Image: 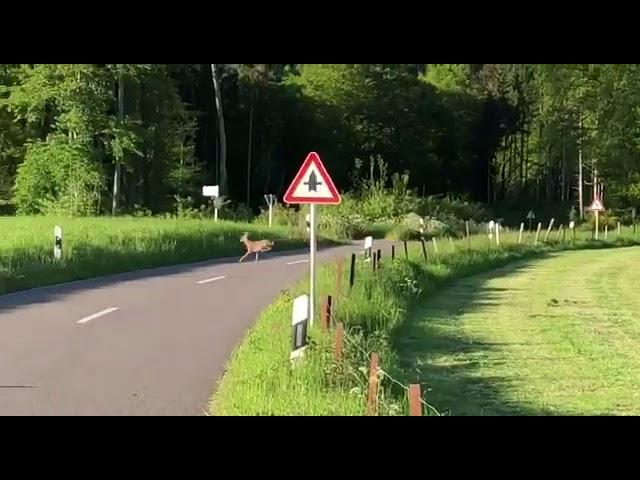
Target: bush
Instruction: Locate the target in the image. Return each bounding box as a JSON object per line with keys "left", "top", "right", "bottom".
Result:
{"left": 220, "top": 202, "right": 254, "bottom": 223}
{"left": 417, "top": 195, "right": 488, "bottom": 224}
{"left": 587, "top": 212, "right": 619, "bottom": 229}
{"left": 256, "top": 203, "right": 299, "bottom": 228}
{"left": 14, "top": 139, "right": 103, "bottom": 216}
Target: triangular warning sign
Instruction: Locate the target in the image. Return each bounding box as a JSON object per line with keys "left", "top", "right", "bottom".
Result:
{"left": 284, "top": 152, "right": 341, "bottom": 205}
{"left": 589, "top": 198, "right": 605, "bottom": 212}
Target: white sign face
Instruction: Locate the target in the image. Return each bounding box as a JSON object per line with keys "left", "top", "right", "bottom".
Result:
{"left": 569, "top": 221, "right": 576, "bottom": 229}
{"left": 203, "top": 185, "right": 219, "bottom": 198}
{"left": 364, "top": 236, "right": 373, "bottom": 250}
{"left": 292, "top": 295, "right": 309, "bottom": 326}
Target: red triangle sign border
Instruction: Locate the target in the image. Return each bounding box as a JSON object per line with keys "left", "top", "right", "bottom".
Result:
{"left": 283, "top": 152, "right": 342, "bottom": 205}
{"left": 589, "top": 198, "right": 605, "bottom": 211}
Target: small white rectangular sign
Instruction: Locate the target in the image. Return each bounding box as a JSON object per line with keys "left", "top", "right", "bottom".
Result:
{"left": 292, "top": 295, "right": 309, "bottom": 326}
{"left": 203, "top": 185, "right": 219, "bottom": 198}
{"left": 364, "top": 236, "right": 373, "bottom": 250}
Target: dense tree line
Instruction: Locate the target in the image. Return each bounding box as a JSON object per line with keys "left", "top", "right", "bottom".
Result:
{"left": 1, "top": 64, "right": 640, "bottom": 216}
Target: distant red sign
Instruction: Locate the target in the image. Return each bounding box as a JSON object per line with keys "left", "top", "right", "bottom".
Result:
{"left": 589, "top": 198, "right": 605, "bottom": 212}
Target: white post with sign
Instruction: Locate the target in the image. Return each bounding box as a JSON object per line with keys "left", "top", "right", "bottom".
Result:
{"left": 488, "top": 220, "right": 495, "bottom": 241}
{"left": 284, "top": 152, "right": 342, "bottom": 328}
{"left": 203, "top": 185, "right": 220, "bottom": 222}
{"left": 290, "top": 294, "right": 309, "bottom": 362}
{"left": 589, "top": 198, "right": 605, "bottom": 240}
{"left": 364, "top": 236, "right": 373, "bottom": 261}
{"left": 264, "top": 194, "right": 277, "bottom": 227}
{"left": 54, "top": 226, "right": 63, "bottom": 261}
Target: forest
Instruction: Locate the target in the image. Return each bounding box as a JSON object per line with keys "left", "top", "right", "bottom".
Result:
{"left": 1, "top": 64, "right": 640, "bottom": 220}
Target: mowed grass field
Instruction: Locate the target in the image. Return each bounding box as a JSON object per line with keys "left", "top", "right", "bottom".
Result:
{"left": 0, "top": 216, "right": 311, "bottom": 295}
{"left": 396, "top": 247, "right": 640, "bottom": 416}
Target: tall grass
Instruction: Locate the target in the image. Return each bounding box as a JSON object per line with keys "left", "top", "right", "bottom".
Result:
{"left": 211, "top": 227, "right": 640, "bottom": 416}
{"left": 0, "top": 216, "right": 314, "bottom": 295}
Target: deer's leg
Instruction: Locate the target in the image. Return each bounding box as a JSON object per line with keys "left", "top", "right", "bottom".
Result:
{"left": 239, "top": 252, "right": 250, "bottom": 263}
{"left": 255, "top": 252, "right": 260, "bottom": 263}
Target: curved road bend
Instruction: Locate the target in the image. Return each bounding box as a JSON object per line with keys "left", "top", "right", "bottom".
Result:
{"left": 0, "top": 241, "right": 375, "bottom": 416}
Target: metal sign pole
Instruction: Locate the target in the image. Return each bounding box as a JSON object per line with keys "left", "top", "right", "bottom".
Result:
{"left": 309, "top": 204, "right": 317, "bottom": 327}
{"left": 269, "top": 203, "right": 274, "bottom": 227}
{"left": 283, "top": 152, "right": 341, "bottom": 331}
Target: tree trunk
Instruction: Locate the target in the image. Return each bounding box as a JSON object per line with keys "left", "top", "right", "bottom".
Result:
{"left": 578, "top": 128, "right": 584, "bottom": 219}
{"left": 520, "top": 130, "right": 525, "bottom": 191}
{"left": 561, "top": 133, "right": 566, "bottom": 202}
{"left": 211, "top": 64, "right": 228, "bottom": 196}
{"left": 246, "top": 90, "right": 255, "bottom": 206}
{"left": 112, "top": 69, "right": 124, "bottom": 216}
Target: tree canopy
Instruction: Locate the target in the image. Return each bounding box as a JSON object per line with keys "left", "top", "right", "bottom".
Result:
{"left": 1, "top": 64, "right": 640, "bottom": 216}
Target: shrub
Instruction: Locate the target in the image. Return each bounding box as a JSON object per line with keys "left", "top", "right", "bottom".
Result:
{"left": 14, "top": 139, "right": 103, "bottom": 216}
{"left": 587, "top": 212, "right": 619, "bottom": 229}
{"left": 256, "top": 203, "right": 299, "bottom": 228}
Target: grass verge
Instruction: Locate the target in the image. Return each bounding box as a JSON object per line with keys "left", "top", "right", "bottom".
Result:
{"left": 211, "top": 229, "right": 640, "bottom": 416}
{"left": 0, "top": 216, "right": 328, "bottom": 295}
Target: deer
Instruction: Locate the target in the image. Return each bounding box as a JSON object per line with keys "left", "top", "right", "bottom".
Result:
{"left": 239, "top": 232, "right": 274, "bottom": 263}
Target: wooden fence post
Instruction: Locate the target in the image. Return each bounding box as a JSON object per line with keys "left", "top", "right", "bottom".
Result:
{"left": 349, "top": 254, "right": 356, "bottom": 289}
{"left": 544, "top": 218, "right": 555, "bottom": 242}
{"left": 408, "top": 384, "right": 422, "bottom": 416}
{"left": 421, "top": 239, "right": 428, "bottom": 262}
{"left": 518, "top": 222, "right": 524, "bottom": 244}
{"left": 367, "top": 352, "right": 380, "bottom": 416}
{"left": 321, "top": 295, "right": 333, "bottom": 331}
{"left": 466, "top": 221, "right": 471, "bottom": 250}
{"left": 391, "top": 245, "right": 395, "bottom": 260}
{"left": 404, "top": 241, "right": 409, "bottom": 260}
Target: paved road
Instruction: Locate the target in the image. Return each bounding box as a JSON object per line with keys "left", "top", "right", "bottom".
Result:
{"left": 0, "top": 242, "right": 372, "bottom": 416}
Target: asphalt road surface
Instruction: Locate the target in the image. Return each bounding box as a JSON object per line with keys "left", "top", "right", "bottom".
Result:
{"left": 0, "top": 242, "right": 373, "bottom": 416}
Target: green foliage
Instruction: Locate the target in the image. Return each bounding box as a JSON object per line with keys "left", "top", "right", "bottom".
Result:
{"left": 255, "top": 203, "right": 300, "bottom": 228}
{"left": 1, "top": 64, "right": 199, "bottom": 214}
{"left": 13, "top": 139, "right": 103, "bottom": 215}
{"left": 5, "top": 63, "right": 640, "bottom": 218}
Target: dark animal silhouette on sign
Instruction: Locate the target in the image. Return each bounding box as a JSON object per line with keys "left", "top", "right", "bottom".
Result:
{"left": 304, "top": 172, "right": 322, "bottom": 192}
{"left": 239, "top": 233, "right": 274, "bottom": 263}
